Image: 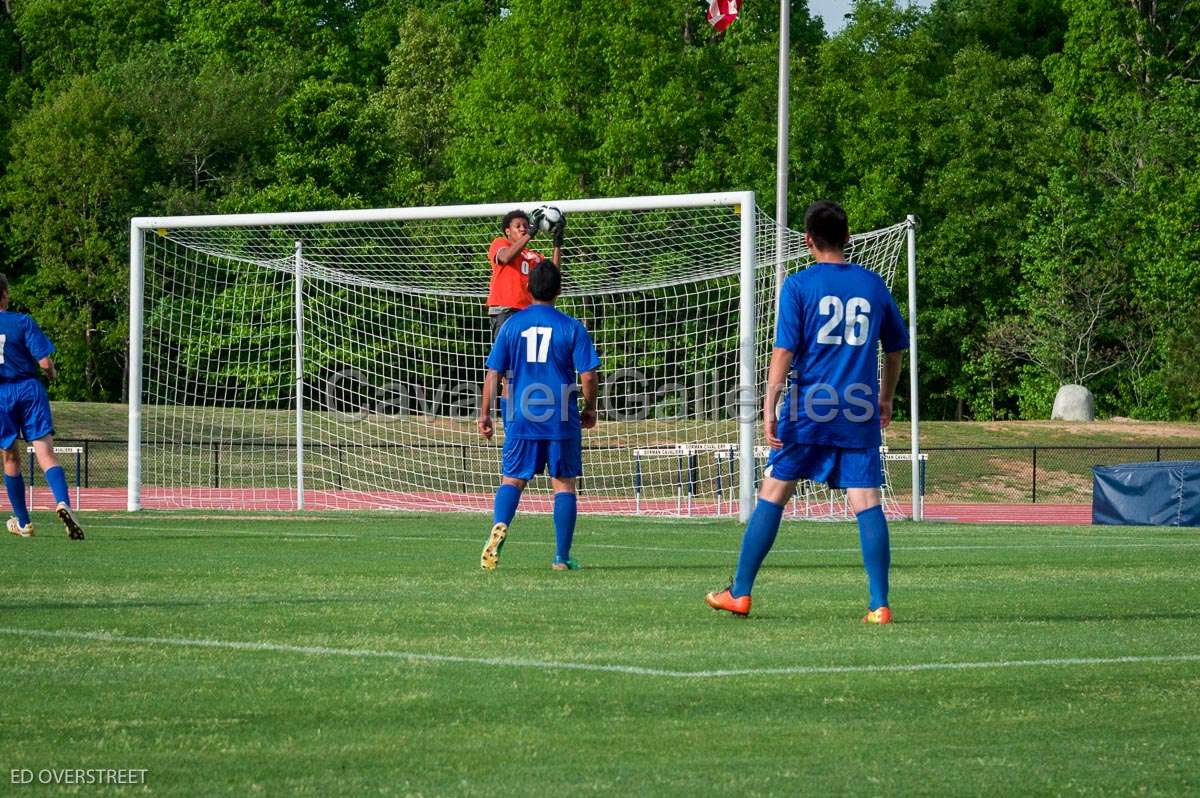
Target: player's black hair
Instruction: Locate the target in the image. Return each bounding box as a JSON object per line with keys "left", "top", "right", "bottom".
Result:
{"left": 529, "top": 262, "right": 562, "bottom": 302}
{"left": 501, "top": 210, "right": 530, "bottom": 233}
{"left": 0, "top": 274, "right": 8, "bottom": 298}
{"left": 804, "top": 200, "right": 850, "bottom": 252}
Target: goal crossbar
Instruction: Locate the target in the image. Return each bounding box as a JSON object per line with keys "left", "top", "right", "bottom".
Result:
{"left": 130, "top": 192, "right": 756, "bottom": 230}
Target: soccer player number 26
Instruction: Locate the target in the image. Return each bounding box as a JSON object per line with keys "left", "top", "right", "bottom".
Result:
{"left": 816, "top": 296, "right": 871, "bottom": 346}
{"left": 520, "top": 326, "right": 553, "bottom": 363}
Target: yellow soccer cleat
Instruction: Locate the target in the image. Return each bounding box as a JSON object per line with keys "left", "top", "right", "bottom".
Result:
{"left": 6, "top": 517, "right": 34, "bottom": 538}
{"left": 57, "top": 502, "right": 85, "bottom": 540}
{"left": 862, "top": 606, "right": 893, "bottom": 625}
{"left": 480, "top": 522, "right": 507, "bottom": 571}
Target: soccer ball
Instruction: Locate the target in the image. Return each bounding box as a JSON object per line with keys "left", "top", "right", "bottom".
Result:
{"left": 537, "top": 205, "right": 563, "bottom": 232}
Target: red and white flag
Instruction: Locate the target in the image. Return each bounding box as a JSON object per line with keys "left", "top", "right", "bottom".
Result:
{"left": 707, "top": 0, "right": 739, "bottom": 32}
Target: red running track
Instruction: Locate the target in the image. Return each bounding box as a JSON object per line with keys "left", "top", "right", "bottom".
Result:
{"left": 28, "top": 487, "right": 1094, "bottom": 524}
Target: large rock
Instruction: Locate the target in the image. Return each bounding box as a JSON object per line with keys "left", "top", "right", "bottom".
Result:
{"left": 1051, "top": 384, "right": 1095, "bottom": 421}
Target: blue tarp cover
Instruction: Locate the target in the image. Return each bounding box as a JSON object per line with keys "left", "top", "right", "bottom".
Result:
{"left": 1092, "top": 460, "right": 1200, "bottom": 526}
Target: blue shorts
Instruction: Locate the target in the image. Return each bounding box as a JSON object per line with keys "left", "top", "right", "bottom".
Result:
{"left": 763, "top": 442, "right": 881, "bottom": 489}
{"left": 0, "top": 378, "right": 54, "bottom": 450}
{"left": 502, "top": 437, "right": 583, "bottom": 480}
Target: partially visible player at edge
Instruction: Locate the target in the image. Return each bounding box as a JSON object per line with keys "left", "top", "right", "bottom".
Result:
{"left": 706, "top": 201, "right": 907, "bottom": 624}
{"left": 0, "top": 274, "right": 85, "bottom": 540}
{"left": 478, "top": 262, "right": 600, "bottom": 571}
{"left": 486, "top": 208, "right": 564, "bottom": 340}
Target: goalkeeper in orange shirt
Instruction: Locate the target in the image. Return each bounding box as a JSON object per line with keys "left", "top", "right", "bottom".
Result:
{"left": 486, "top": 208, "right": 564, "bottom": 340}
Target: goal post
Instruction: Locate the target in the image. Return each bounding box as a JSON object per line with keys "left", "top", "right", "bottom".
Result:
{"left": 127, "top": 191, "right": 917, "bottom": 519}
{"left": 127, "top": 223, "right": 144, "bottom": 513}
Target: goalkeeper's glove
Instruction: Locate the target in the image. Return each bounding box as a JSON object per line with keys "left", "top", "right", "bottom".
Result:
{"left": 528, "top": 207, "right": 544, "bottom": 237}
{"left": 552, "top": 212, "right": 567, "bottom": 248}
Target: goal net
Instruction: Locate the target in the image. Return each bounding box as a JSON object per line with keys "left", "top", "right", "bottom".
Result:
{"left": 128, "top": 193, "right": 914, "bottom": 518}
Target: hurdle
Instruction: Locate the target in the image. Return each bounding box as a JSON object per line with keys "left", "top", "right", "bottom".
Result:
{"left": 25, "top": 446, "right": 83, "bottom": 510}
{"left": 635, "top": 444, "right": 927, "bottom": 518}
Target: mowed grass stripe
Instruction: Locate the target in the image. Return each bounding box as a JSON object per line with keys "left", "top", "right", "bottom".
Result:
{"left": 86, "top": 524, "right": 1200, "bottom": 554}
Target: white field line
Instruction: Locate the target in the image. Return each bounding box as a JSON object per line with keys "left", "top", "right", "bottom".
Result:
{"left": 1, "top": 627, "right": 1196, "bottom": 680}
{"left": 92, "top": 526, "right": 1200, "bottom": 554}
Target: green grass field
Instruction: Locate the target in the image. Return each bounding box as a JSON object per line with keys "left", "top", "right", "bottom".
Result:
{"left": 2, "top": 512, "right": 1198, "bottom": 795}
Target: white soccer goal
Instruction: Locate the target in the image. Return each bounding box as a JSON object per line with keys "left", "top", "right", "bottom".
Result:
{"left": 127, "top": 192, "right": 921, "bottom": 521}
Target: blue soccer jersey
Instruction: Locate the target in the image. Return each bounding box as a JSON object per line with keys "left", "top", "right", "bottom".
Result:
{"left": 0, "top": 310, "right": 54, "bottom": 383}
{"left": 774, "top": 262, "right": 908, "bottom": 449}
{"left": 485, "top": 304, "right": 601, "bottom": 440}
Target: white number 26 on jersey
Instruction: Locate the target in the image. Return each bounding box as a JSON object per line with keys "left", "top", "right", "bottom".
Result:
{"left": 817, "top": 296, "right": 871, "bottom": 345}
{"left": 520, "top": 326, "right": 553, "bottom": 363}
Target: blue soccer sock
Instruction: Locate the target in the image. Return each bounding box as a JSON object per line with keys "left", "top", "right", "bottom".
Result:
{"left": 4, "top": 473, "right": 30, "bottom": 527}
{"left": 45, "top": 465, "right": 71, "bottom": 507}
{"left": 492, "top": 483, "right": 522, "bottom": 528}
{"left": 731, "top": 498, "right": 785, "bottom": 598}
{"left": 552, "top": 492, "right": 577, "bottom": 560}
{"left": 856, "top": 504, "right": 891, "bottom": 610}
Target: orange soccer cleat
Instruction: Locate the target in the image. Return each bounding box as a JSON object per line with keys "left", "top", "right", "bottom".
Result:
{"left": 862, "top": 606, "right": 893, "bottom": 625}
{"left": 705, "top": 587, "right": 751, "bottom": 617}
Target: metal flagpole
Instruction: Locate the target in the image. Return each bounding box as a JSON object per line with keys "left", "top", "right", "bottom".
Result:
{"left": 906, "top": 216, "right": 922, "bottom": 521}
{"left": 775, "top": 0, "right": 790, "bottom": 305}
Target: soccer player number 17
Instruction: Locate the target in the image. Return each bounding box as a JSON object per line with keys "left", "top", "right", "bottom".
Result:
{"left": 520, "top": 327, "right": 553, "bottom": 363}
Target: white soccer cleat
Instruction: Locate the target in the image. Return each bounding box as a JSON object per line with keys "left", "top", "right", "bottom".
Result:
{"left": 56, "top": 502, "right": 84, "bottom": 540}
{"left": 6, "top": 517, "right": 34, "bottom": 538}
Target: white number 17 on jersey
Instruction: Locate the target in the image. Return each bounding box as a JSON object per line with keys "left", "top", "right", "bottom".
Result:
{"left": 520, "top": 326, "right": 553, "bottom": 363}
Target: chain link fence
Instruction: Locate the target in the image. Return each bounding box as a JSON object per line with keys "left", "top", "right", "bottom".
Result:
{"left": 885, "top": 446, "right": 1200, "bottom": 504}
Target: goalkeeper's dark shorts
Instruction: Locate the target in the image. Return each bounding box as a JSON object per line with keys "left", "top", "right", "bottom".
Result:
{"left": 489, "top": 308, "right": 516, "bottom": 341}
{"left": 763, "top": 442, "right": 881, "bottom": 489}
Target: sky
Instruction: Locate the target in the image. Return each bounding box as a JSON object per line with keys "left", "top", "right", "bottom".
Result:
{"left": 808, "top": 0, "right": 932, "bottom": 34}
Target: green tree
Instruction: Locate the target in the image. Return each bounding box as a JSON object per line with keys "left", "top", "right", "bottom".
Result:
{"left": 366, "top": 3, "right": 487, "bottom": 206}
{"left": 803, "top": 0, "right": 937, "bottom": 228}
{"left": 446, "top": 0, "right": 816, "bottom": 202}
{"left": 992, "top": 172, "right": 1129, "bottom": 417}
{"left": 9, "top": 0, "right": 172, "bottom": 87}
{"left": 0, "top": 73, "right": 145, "bottom": 400}
{"left": 925, "top": 0, "right": 1067, "bottom": 62}
{"left": 111, "top": 47, "right": 296, "bottom": 214}
{"left": 266, "top": 77, "right": 394, "bottom": 204}
{"left": 173, "top": 0, "right": 369, "bottom": 80}
{"left": 1041, "top": 0, "right": 1200, "bottom": 418}
{"left": 919, "top": 48, "right": 1051, "bottom": 419}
